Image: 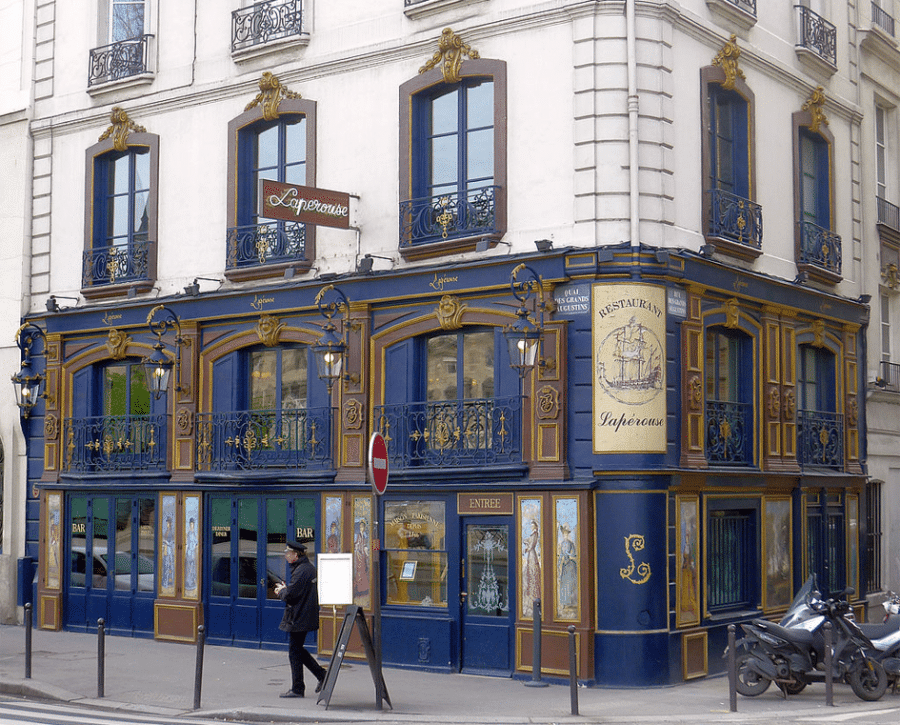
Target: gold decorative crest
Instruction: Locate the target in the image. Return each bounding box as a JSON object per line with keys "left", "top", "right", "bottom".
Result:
{"left": 419, "top": 28, "right": 480, "bottom": 84}
{"left": 724, "top": 298, "right": 740, "bottom": 328}
{"left": 436, "top": 294, "right": 467, "bottom": 330}
{"left": 802, "top": 86, "right": 829, "bottom": 134}
{"left": 99, "top": 107, "right": 147, "bottom": 152}
{"left": 619, "top": 534, "right": 651, "bottom": 585}
{"left": 883, "top": 263, "right": 900, "bottom": 290}
{"left": 256, "top": 314, "right": 284, "bottom": 347}
{"left": 536, "top": 386, "right": 559, "bottom": 420}
{"left": 245, "top": 72, "right": 302, "bottom": 121}
{"left": 768, "top": 386, "right": 781, "bottom": 419}
{"left": 44, "top": 413, "right": 59, "bottom": 441}
{"left": 106, "top": 329, "right": 132, "bottom": 360}
{"left": 344, "top": 399, "right": 364, "bottom": 430}
{"left": 812, "top": 318, "right": 826, "bottom": 347}
{"left": 712, "top": 34, "right": 745, "bottom": 90}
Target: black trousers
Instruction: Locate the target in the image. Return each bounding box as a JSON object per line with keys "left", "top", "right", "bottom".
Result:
{"left": 288, "top": 630, "right": 326, "bottom": 694}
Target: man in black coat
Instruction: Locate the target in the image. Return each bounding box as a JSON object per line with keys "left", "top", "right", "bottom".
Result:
{"left": 275, "top": 540, "right": 327, "bottom": 698}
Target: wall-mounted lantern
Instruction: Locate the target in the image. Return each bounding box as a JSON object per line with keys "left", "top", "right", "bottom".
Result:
{"left": 313, "top": 284, "right": 350, "bottom": 394}
{"left": 11, "top": 322, "right": 48, "bottom": 419}
{"left": 142, "top": 305, "right": 186, "bottom": 400}
{"left": 504, "top": 264, "right": 546, "bottom": 382}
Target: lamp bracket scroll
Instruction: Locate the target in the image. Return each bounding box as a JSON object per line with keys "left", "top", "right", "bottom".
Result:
{"left": 11, "top": 322, "right": 51, "bottom": 420}
{"left": 143, "top": 305, "right": 189, "bottom": 400}
{"left": 504, "top": 264, "right": 551, "bottom": 383}
{"left": 313, "top": 285, "right": 354, "bottom": 394}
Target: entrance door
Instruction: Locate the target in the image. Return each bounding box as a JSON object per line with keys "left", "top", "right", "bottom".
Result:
{"left": 207, "top": 495, "right": 317, "bottom": 647}
{"left": 460, "top": 518, "right": 514, "bottom": 674}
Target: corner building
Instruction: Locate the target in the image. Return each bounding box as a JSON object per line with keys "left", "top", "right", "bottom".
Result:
{"left": 14, "top": 0, "right": 887, "bottom": 686}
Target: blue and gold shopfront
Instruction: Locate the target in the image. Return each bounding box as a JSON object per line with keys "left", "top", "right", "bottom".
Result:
{"left": 23, "top": 246, "right": 870, "bottom": 685}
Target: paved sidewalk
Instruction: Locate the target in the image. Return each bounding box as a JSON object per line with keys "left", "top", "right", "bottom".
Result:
{"left": 2, "top": 624, "right": 900, "bottom": 723}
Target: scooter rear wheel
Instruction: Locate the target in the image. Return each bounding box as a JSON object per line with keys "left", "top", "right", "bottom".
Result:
{"left": 735, "top": 651, "right": 772, "bottom": 696}
{"left": 848, "top": 656, "right": 888, "bottom": 702}
{"left": 781, "top": 679, "right": 807, "bottom": 695}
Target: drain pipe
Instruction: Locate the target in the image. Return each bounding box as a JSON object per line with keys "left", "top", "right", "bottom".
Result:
{"left": 626, "top": 0, "right": 641, "bottom": 276}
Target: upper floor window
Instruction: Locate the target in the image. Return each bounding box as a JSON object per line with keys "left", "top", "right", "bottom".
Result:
{"left": 226, "top": 79, "right": 316, "bottom": 281}
{"left": 399, "top": 31, "right": 506, "bottom": 259}
{"left": 705, "top": 328, "right": 753, "bottom": 465}
{"left": 797, "top": 344, "right": 843, "bottom": 469}
{"left": 90, "top": 1, "right": 153, "bottom": 88}
{"left": 106, "top": 0, "right": 144, "bottom": 43}
{"left": 232, "top": 0, "right": 307, "bottom": 57}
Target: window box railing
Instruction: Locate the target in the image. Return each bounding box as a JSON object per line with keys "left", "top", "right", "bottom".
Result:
{"left": 795, "top": 6, "right": 837, "bottom": 66}
{"left": 88, "top": 35, "right": 153, "bottom": 87}
{"left": 798, "top": 220, "right": 842, "bottom": 277}
{"left": 63, "top": 415, "right": 167, "bottom": 472}
{"left": 232, "top": 0, "right": 304, "bottom": 53}
{"left": 82, "top": 241, "right": 154, "bottom": 288}
{"left": 707, "top": 189, "right": 763, "bottom": 250}
{"left": 877, "top": 360, "right": 900, "bottom": 391}
{"left": 797, "top": 409, "right": 844, "bottom": 469}
{"left": 375, "top": 396, "right": 522, "bottom": 468}
{"left": 873, "top": 1, "right": 896, "bottom": 37}
{"left": 195, "top": 406, "right": 333, "bottom": 471}
{"left": 877, "top": 196, "right": 900, "bottom": 231}
{"left": 400, "top": 186, "right": 499, "bottom": 248}
{"left": 706, "top": 399, "right": 753, "bottom": 465}
{"left": 226, "top": 221, "right": 307, "bottom": 270}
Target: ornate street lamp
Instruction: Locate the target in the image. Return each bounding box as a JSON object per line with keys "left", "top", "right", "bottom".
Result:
{"left": 11, "top": 322, "right": 48, "bottom": 419}
{"left": 313, "top": 285, "right": 350, "bottom": 394}
{"left": 143, "top": 305, "right": 186, "bottom": 400}
{"left": 504, "top": 264, "right": 546, "bottom": 382}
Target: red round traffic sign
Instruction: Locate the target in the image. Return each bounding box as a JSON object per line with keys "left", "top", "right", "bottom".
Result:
{"left": 368, "top": 432, "right": 389, "bottom": 495}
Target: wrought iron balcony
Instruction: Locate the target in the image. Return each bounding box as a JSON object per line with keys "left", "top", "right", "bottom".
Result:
{"left": 797, "top": 409, "right": 843, "bottom": 470}
{"left": 375, "top": 396, "right": 522, "bottom": 468}
{"left": 795, "top": 5, "right": 837, "bottom": 66}
{"left": 63, "top": 415, "right": 167, "bottom": 473}
{"left": 195, "top": 406, "right": 333, "bottom": 471}
{"left": 88, "top": 35, "right": 152, "bottom": 87}
{"left": 705, "top": 400, "right": 753, "bottom": 465}
{"left": 707, "top": 189, "right": 763, "bottom": 250}
{"left": 82, "top": 241, "right": 154, "bottom": 288}
{"left": 799, "top": 220, "right": 842, "bottom": 277}
{"left": 720, "top": 0, "right": 756, "bottom": 15}
{"left": 873, "top": 1, "right": 896, "bottom": 36}
{"left": 400, "top": 186, "right": 499, "bottom": 248}
{"left": 877, "top": 360, "right": 900, "bottom": 392}
{"left": 232, "top": 0, "right": 304, "bottom": 53}
{"left": 877, "top": 196, "right": 900, "bottom": 231}
{"left": 226, "top": 221, "right": 307, "bottom": 270}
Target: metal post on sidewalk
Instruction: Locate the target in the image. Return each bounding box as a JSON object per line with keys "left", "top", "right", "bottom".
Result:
{"left": 727, "top": 624, "right": 737, "bottom": 713}
{"left": 24, "top": 602, "right": 32, "bottom": 680}
{"left": 193, "top": 625, "right": 205, "bottom": 710}
{"left": 824, "top": 620, "right": 833, "bottom": 706}
{"left": 567, "top": 625, "right": 579, "bottom": 715}
{"left": 525, "top": 599, "right": 548, "bottom": 687}
{"left": 97, "top": 618, "right": 105, "bottom": 699}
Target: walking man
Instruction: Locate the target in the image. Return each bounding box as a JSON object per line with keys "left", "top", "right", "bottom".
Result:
{"left": 275, "top": 540, "right": 327, "bottom": 698}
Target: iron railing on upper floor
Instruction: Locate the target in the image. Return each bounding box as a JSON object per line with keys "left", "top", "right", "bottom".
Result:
{"left": 63, "top": 415, "right": 167, "bottom": 473}
{"left": 797, "top": 409, "right": 843, "bottom": 470}
{"left": 82, "top": 241, "right": 154, "bottom": 288}
{"left": 706, "top": 400, "right": 753, "bottom": 465}
{"left": 232, "top": 0, "right": 304, "bottom": 53}
{"left": 400, "top": 186, "right": 499, "bottom": 248}
{"left": 795, "top": 5, "right": 837, "bottom": 66}
{"left": 707, "top": 188, "right": 763, "bottom": 250}
{"left": 799, "top": 220, "right": 842, "bottom": 277}
{"left": 226, "top": 221, "right": 307, "bottom": 271}
{"left": 88, "top": 35, "right": 153, "bottom": 87}
{"left": 877, "top": 196, "right": 900, "bottom": 231}
{"left": 872, "top": 1, "right": 896, "bottom": 36}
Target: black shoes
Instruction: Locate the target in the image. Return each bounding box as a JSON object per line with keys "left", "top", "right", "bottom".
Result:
{"left": 315, "top": 673, "right": 326, "bottom": 693}
{"left": 280, "top": 689, "right": 304, "bottom": 698}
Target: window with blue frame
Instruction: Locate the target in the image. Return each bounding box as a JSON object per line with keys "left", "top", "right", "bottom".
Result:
{"left": 399, "top": 57, "right": 506, "bottom": 257}
{"left": 797, "top": 344, "right": 842, "bottom": 468}
{"left": 90, "top": 1, "right": 152, "bottom": 86}
{"left": 705, "top": 328, "right": 753, "bottom": 465}
{"left": 707, "top": 504, "right": 757, "bottom": 612}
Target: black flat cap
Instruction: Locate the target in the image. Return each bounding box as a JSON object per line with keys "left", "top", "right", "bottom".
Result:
{"left": 285, "top": 540, "right": 307, "bottom": 554}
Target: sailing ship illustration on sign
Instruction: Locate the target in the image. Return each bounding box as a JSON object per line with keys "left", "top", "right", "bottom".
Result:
{"left": 597, "top": 316, "right": 664, "bottom": 406}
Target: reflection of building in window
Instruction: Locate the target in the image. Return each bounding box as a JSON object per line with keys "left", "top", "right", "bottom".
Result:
{"left": 385, "top": 501, "right": 447, "bottom": 607}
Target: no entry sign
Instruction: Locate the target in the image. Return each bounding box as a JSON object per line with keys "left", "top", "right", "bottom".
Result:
{"left": 368, "top": 432, "right": 389, "bottom": 495}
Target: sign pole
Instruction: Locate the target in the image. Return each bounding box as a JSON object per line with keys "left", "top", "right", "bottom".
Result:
{"left": 367, "top": 433, "right": 389, "bottom": 711}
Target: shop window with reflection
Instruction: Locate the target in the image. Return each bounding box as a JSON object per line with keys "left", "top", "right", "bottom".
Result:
{"left": 797, "top": 344, "right": 842, "bottom": 469}
{"left": 385, "top": 501, "right": 447, "bottom": 607}
{"left": 705, "top": 328, "right": 753, "bottom": 465}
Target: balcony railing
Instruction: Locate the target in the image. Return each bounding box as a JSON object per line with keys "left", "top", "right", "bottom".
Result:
{"left": 82, "top": 241, "right": 154, "bottom": 288}
{"left": 795, "top": 5, "right": 837, "bottom": 66}
{"left": 799, "top": 220, "right": 842, "bottom": 276}
{"left": 88, "top": 35, "right": 152, "bottom": 87}
{"left": 873, "top": 1, "right": 896, "bottom": 36}
{"left": 226, "top": 221, "right": 306, "bottom": 270}
{"left": 706, "top": 400, "right": 753, "bottom": 465}
{"left": 878, "top": 360, "right": 900, "bottom": 391}
{"left": 720, "top": 0, "right": 756, "bottom": 15}
{"left": 232, "top": 0, "right": 304, "bottom": 53}
{"left": 195, "top": 407, "right": 333, "bottom": 471}
{"left": 877, "top": 196, "right": 900, "bottom": 231}
{"left": 375, "top": 396, "right": 522, "bottom": 468}
{"left": 400, "top": 186, "right": 499, "bottom": 248}
{"left": 707, "top": 188, "right": 763, "bottom": 250}
{"left": 63, "top": 415, "right": 167, "bottom": 473}
{"left": 797, "top": 409, "right": 843, "bottom": 469}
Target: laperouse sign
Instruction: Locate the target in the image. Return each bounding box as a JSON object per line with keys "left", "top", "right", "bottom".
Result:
{"left": 259, "top": 179, "right": 351, "bottom": 229}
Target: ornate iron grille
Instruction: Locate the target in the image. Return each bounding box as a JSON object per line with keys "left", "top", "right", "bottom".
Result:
{"left": 88, "top": 35, "right": 152, "bottom": 87}
{"left": 879, "top": 360, "right": 900, "bottom": 391}
{"left": 195, "top": 406, "right": 332, "bottom": 471}
{"left": 705, "top": 400, "right": 753, "bottom": 465}
{"left": 232, "top": 0, "right": 303, "bottom": 52}
{"left": 797, "top": 409, "right": 844, "bottom": 469}
{"left": 226, "top": 221, "right": 306, "bottom": 269}
{"left": 82, "top": 241, "right": 153, "bottom": 288}
{"left": 796, "top": 5, "right": 837, "bottom": 66}
{"left": 375, "top": 396, "right": 521, "bottom": 468}
{"left": 873, "top": 1, "right": 896, "bottom": 36}
{"left": 707, "top": 189, "right": 763, "bottom": 249}
{"left": 399, "top": 186, "right": 499, "bottom": 247}
{"left": 724, "top": 0, "right": 756, "bottom": 15}
{"left": 877, "top": 196, "right": 900, "bottom": 230}
{"left": 707, "top": 509, "right": 754, "bottom": 610}
{"left": 799, "top": 220, "right": 842, "bottom": 276}
{"left": 63, "top": 415, "right": 167, "bottom": 472}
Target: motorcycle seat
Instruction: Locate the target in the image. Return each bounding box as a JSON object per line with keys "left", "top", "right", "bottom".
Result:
{"left": 857, "top": 614, "right": 900, "bottom": 640}
{"left": 756, "top": 619, "right": 818, "bottom": 648}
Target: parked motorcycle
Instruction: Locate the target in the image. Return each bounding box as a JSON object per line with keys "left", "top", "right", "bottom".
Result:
{"left": 856, "top": 592, "right": 900, "bottom": 693}
{"left": 731, "top": 576, "right": 890, "bottom": 701}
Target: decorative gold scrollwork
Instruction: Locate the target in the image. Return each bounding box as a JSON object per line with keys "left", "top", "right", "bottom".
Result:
{"left": 688, "top": 375, "right": 703, "bottom": 411}
{"left": 712, "top": 34, "right": 745, "bottom": 91}
{"left": 812, "top": 319, "right": 826, "bottom": 348}
{"left": 44, "top": 413, "right": 59, "bottom": 441}
{"left": 783, "top": 390, "right": 796, "bottom": 420}
{"left": 419, "top": 27, "right": 480, "bottom": 84}
{"left": 619, "top": 534, "right": 652, "bottom": 585}
{"left": 344, "top": 399, "right": 364, "bottom": 430}
{"left": 882, "top": 263, "right": 900, "bottom": 290}
{"left": 106, "top": 329, "right": 132, "bottom": 360}
{"left": 536, "top": 386, "right": 559, "bottom": 420}
{"left": 176, "top": 408, "right": 193, "bottom": 434}
{"left": 436, "top": 294, "right": 467, "bottom": 330}
{"left": 724, "top": 298, "right": 740, "bottom": 329}
{"left": 98, "top": 106, "right": 147, "bottom": 152}
{"left": 245, "top": 71, "right": 302, "bottom": 121}
{"left": 257, "top": 314, "right": 284, "bottom": 347}
{"left": 767, "top": 386, "right": 781, "bottom": 419}
{"left": 847, "top": 397, "right": 858, "bottom": 427}
{"left": 803, "top": 86, "right": 829, "bottom": 134}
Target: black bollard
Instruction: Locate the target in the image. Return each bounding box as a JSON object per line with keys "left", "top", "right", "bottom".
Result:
{"left": 193, "top": 625, "right": 205, "bottom": 710}
{"left": 567, "top": 625, "right": 579, "bottom": 715}
{"left": 727, "top": 624, "right": 737, "bottom": 712}
{"left": 824, "top": 620, "right": 833, "bottom": 706}
{"left": 24, "top": 603, "right": 32, "bottom": 679}
{"left": 97, "top": 619, "right": 105, "bottom": 698}
{"left": 524, "top": 599, "right": 548, "bottom": 687}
